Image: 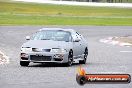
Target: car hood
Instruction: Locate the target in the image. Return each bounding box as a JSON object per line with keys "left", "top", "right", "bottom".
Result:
{"left": 22, "top": 40, "right": 72, "bottom": 49}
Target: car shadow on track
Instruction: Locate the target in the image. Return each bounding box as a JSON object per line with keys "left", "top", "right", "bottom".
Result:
{"left": 28, "top": 63, "right": 84, "bottom": 68}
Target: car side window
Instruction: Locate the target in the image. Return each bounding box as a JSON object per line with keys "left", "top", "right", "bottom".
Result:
{"left": 71, "top": 31, "right": 82, "bottom": 42}
{"left": 76, "top": 32, "right": 83, "bottom": 39}
{"left": 75, "top": 32, "right": 82, "bottom": 40}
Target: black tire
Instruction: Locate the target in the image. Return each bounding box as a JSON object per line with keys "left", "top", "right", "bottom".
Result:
{"left": 65, "top": 50, "right": 73, "bottom": 67}
{"left": 20, "top": 61, "right": 29, "bottom": 66}
{"left": 79, "top": 48, "right": 88, "bottom": 64}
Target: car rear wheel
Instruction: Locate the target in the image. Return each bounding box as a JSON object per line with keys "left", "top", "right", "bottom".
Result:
{"left": 79, "top": 48, "right": 88, "bottom": 64}
{"left": 20, "top": 61, "right": 29, "bottom": 66}
{"left": 66, "top": 50, "right": 73, "bottom": 66}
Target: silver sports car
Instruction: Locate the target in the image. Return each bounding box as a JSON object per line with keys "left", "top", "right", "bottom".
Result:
{"left": 20, "top": 28, "right": 88, "bottom": 66}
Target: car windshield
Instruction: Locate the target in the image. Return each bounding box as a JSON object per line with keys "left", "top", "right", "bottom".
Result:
{"left": 31, "top": 30, "right": 72, "bottom": 42}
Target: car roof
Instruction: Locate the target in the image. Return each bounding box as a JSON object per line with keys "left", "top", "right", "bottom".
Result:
{"left": 39, "top": 28, "right": 75, "bottom": 33}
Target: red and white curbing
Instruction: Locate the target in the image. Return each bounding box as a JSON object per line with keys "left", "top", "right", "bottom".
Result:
{"left": 99, "top": 37, "right": 132, "bottom": 47}
{"left": 0, "top": 51, "right": 9, "bottom": 64}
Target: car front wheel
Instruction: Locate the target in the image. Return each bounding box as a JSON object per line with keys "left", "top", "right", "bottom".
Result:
{"left": 20, "top": 61, "right": 29, "bottom": 66}
{"left": 66, "top": 50, "right": 73, "bottom": 66}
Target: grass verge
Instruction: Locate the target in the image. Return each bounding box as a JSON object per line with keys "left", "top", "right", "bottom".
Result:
{"left": 0, "top": 1, "right": 132, "bottom": 25}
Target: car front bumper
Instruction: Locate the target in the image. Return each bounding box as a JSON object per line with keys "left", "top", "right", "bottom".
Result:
{"left": 20, "top": 52, "right": 69, "bottom": 63}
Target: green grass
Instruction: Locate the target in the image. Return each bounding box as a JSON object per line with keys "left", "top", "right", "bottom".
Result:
{"left": 0, "top": 1, "right": 132, "bottom": 25}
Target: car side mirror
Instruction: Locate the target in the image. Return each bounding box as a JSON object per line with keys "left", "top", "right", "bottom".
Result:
{"left": 26, "top": 36, "right": 30, "bottom": 40}
{"left": 73, "top": 38, "right": 80, "bottom": 42}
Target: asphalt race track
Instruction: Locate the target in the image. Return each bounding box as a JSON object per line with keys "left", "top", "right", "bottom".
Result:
{"left": 0, "top": 26, "right": 132, "bottom": 88}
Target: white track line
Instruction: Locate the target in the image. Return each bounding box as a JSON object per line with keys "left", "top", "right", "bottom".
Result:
{"left": 13, "top": 0, "right": 132, "bottom": 8}
{"left": 120, "top": 51, "right": 132, "bottom": 53}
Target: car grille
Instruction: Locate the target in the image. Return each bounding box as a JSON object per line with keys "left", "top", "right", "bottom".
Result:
{"left": 30, "top": 55, "right": 52, "bottom": 61}
{"left": 32, "top": 48, "right": 51, "bottom": 52}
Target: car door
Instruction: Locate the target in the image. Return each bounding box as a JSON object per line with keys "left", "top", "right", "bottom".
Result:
{"left": 72, "top": 32, "right": 82, "bottom": 58}
{"left": 76, "top": 32, "right": 85, "bottom": 55}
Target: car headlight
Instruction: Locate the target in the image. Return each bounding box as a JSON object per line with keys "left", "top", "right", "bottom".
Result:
{"left": 21, "top": 53, "right": 29, "bottom": 58}
{"left": 21, "top": 47, "right": 32, "bottom": 52}
{"left": 52, "top": 48, "right": 67, "bottom": 53}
